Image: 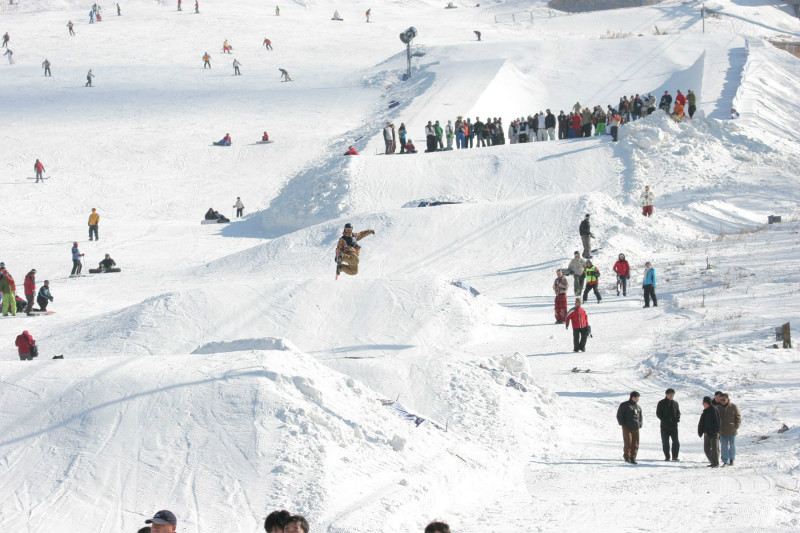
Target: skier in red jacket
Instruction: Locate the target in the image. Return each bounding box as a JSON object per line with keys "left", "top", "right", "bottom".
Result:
{"left": 613, "top": 253, "right": 630, "bottom": 296}
{"left": 34, "top": 159, "right": 45, "bottom": 183}
{"left": 565, "top": 298, "right": 589, "bottom": 352}
{"left": 15, "top": 330, "right": 36, "bottom": 360}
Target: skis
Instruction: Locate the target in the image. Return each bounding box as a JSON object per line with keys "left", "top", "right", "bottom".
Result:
{"left": 570, "top": 367, "right": 612, "bottom": 374}
{"left": 334, "top": 249, "right": 342, "bottom": 280}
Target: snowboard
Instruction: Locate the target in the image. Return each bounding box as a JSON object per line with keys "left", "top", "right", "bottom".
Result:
{"left": 88, "top": 267, "right": 121, "bottom": 273}
{"left": 211, "top": 143, "right": 231, "bottom": 146}
{"left": 335, "top": 249, "right": 342, "bottom": 280}
{"left": 28, "top": 310, "right": 56, "bottom": 315}
{"left": 69, "top": 273, "right": 87, "bottom": 278}
{"left": 256, "top": 140, "right": 274, "bottom": 144}
{"left": 27, "top": 177, "right": 50, "bottom": 180}
{"left": 201, "top": 219, "right": 229, "bottom": 224}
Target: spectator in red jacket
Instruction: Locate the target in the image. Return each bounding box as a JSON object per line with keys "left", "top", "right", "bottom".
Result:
{"left": 15, "top": 330, "right": 36, "bottom": 360}
{"left": 565, "top": 298, "right": 589, "bottom": 352}
{"left": 343, "top": 146, "right": 359, "bottom": 156}
{"left": 34, "top": 159, "right": 45, "bottom": 183}
{"left": 613, "top": 254, "right": 630, "bottom": 296}
{"left": 675, "top": 90, "right": 687, "bottom": 107}
{"left": 23, "top": 269, "right": 37, "bottom": 315}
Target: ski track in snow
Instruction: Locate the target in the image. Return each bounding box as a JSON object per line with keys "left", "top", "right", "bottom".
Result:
{"left": 1, "top": 0, "right": 800, "bottom": 531}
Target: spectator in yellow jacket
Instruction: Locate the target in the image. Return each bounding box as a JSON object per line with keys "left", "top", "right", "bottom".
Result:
{"left": 88, "top": 208, "right": 100, "bottom": 241}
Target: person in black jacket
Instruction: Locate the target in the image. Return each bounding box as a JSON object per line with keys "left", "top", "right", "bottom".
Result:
{"left": 698, "top": 396, "right": 721, "bottom": 467}
{"left": 473, "top": 117, "right": 485, "bottom": 147}
{"left": 557, "top": 111, "right": 567, "bottom": 139}
{"left": 659, "top": 91, "right": 673, "bottom": 113}
{"left": 656, "top": 388, "right": 681, "bottom": 461}
{"left": 616, "top": 391, "right": 643, "bottom": 464}
{"left": 545, "top": 109, "right": 556, "bottom": 140}
{"left": 579, "top": 214, "right": 594, "bottom": 259}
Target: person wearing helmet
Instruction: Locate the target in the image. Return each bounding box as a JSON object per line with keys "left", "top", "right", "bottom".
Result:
{"left": 335, "top": 223, "right": 375, "bottom": 276}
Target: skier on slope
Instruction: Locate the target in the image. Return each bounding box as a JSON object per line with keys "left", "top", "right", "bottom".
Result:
{"left": 34, "top": 159, "right": 45, "bottom": 182}
{"left": 263, "top": 38, "right": 273, "bottom": 51}
{"left": 67, "top": 21, "right": 75, "bottom": 35}
{"left": 336, "top": 223, "right": 375, "bottom": 276}
{"left": 70, "top": 242, "right": 84, "bottom": 276}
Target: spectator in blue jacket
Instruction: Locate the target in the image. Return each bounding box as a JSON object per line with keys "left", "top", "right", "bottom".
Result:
{"left": 37, "top": 280, "right": 54, "bottom": 311}
{"left": 643, "top": 261, "right": 657, "bottom": 307}
{"left": 71, "top": 242, "right": 84, "bottom": 276}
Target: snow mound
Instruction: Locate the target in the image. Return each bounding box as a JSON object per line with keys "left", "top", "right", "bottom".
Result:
{"left": 192, "top": 337, "right": 297, "bottom": 354}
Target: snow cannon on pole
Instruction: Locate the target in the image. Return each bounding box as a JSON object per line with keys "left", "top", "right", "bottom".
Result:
{"left": 399, "top": 26, "right": 417, "bottom": 80}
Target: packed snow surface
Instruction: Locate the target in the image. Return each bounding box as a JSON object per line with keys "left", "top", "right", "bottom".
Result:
{"left": 1, "top": 0, "right": 800, "bottom": 531}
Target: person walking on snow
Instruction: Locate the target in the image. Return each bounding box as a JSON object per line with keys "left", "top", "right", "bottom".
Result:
{"left": 698, "top": 396, "right": 721, "bottom": 467}
{"left": 37, "top": 280, "right": 54, "bottom": 311}
{"left": 233, "top": 197, "right": 244, "bottom": 217}
{"left": 71, "top": 242, "right": 84, "bottom": 276}
{"left": 336, "top": 223, "right": 375, "bottom": 276}
{"left": 568, "top": 251, "right": 585, "bottom": 296}
{"left": 177, "top": 0, "right": 182, "bottom": 11}
{"left": 717, "top": 393, "right": 741, "bottom": 466}
{"left": 194, "top": 0, "right": 199, "bottom": 13}
{"left": 640, "top": 185, "right": 655, "bottom": 216}
{"left": 34, "top": 159, "right": 45, "bottom": 182}
{"left": 564, "top": 298, "right": 589, "bottom": 352}
{"left": 642, "top": 261, "right": 657, "bottom": 307}
{"left": 1, "top": 32, "right": 8, "bottom": 48}
{"left": 613, "top": 253, "right": 629, "bottom": 296}
{"left": 88, "top": 207, "right": 100, "bottom": 240}
{"left": 553, "top": 269, "right": 569, "bottom": 324}
{"left": 85, "top": 69, "right": 95, "bottom": 86}
{"left": 579, "top": 214, "right": 593, "bottom": 259}
{"left": 15, "top": 331, "right": 36, "bottom": 360}
{"left": 117, "top": 3, "right": 121, "bottom": 15}
{"left": 89, "top": 10, "right": 94, "bottom": 22}
{"left": 233, "top": 58, "right": 242, "bottom": 75}
{"left": 686, "top": 89, "right": 697, "bottom": 118}
{"left": 582, "top": 260, "right": 601, "bottom": 303}
{"left": 23, "top": 269, "right": 37, "bottom": 315}
{"left": 42, "top": 59, "right": 52, "bottom": 76}
{"left": 67, "top": 21, "right": 75, "bottom": 35}
{"left": 617, "top": 391, "right": 643, "bottom": 464}
{"left": 4, "top": 49, "right": 13, "bottom": 64}
{"left": 203, "top": 52, "right": 211, "bottom": 68}
{"left": 0, "top": 265, "right": 18, "bottom": 316}
{"left": 263, "top": 38, "right": 273, "bottom": 50}
{"left": 656, "top": 388, "right": 681, "bottom": 461}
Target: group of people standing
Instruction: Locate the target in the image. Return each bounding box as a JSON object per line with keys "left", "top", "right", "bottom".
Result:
{"left": 616, "top": 389, "right": 741, "bottom": 467}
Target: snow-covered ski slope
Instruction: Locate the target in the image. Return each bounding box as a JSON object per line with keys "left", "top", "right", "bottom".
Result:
{"left": 1, "top": 0, "right": 800, "bottom": 531}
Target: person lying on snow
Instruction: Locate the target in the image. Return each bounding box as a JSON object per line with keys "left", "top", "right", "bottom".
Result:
{"left": 344, "top": 146, "right": 358, "bottom": 156}
{"left": 214, "top": 133, "right": 232, "bottom": 146}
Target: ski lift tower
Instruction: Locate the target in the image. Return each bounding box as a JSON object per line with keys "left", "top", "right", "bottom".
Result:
{"left": 399, "top": 26, "right": 417, "bottom": 79}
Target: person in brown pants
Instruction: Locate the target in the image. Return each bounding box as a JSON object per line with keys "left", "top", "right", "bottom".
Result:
{"left": 336, "top": 223, "right": 375, "bottom": 276}
{"left": 617, "top": 391, "right": 643, "bottom": 464}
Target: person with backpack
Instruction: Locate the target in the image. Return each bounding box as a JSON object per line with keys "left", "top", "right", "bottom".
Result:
{"left": 582, "top": 260, "right": 601, "bottom": 303}
{"left": 564, "top": 298, "right": 589, "bottom": 352}
{"left": 553, "top": 269, "right": 569, "bottom": 324}
{"left": 613, "top": 253, "right": 630, "bottom": 296}
{"left": 642, "top": 261, "right": 657, "bottom": 307}
{"left": 37, "top": 280, "right": 54, "bottom": 311}
{"left": 335, "top": 223, "right": 375, "bottom": 276}
{"left": 15, "top": 330, "right": 37, "bottom": 361}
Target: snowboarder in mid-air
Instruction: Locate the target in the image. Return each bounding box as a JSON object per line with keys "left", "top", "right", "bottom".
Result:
{"left": 336, "top": 223, "right": 375, "bottom": 277}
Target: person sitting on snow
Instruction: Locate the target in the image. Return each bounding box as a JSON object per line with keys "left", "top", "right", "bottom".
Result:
{"left": 262, "top": 131, "right": 270, "bottom": 141}
{"left": 214, "top": 133, "right": 231, "bottom": 146}
{"left": 404, "top": 139, "right": 417, "bottom": 153}
{"left": 344, "top": 146, "right": 359, "bottom": 156}
{"left": 332, "top": 10, "right": 342, "bottom": 20}
{"left": 205, "top": 208, "right": 217, "bottom": 220}
{"left": 98, "top": 254, "right": 116, "bottom": 271}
